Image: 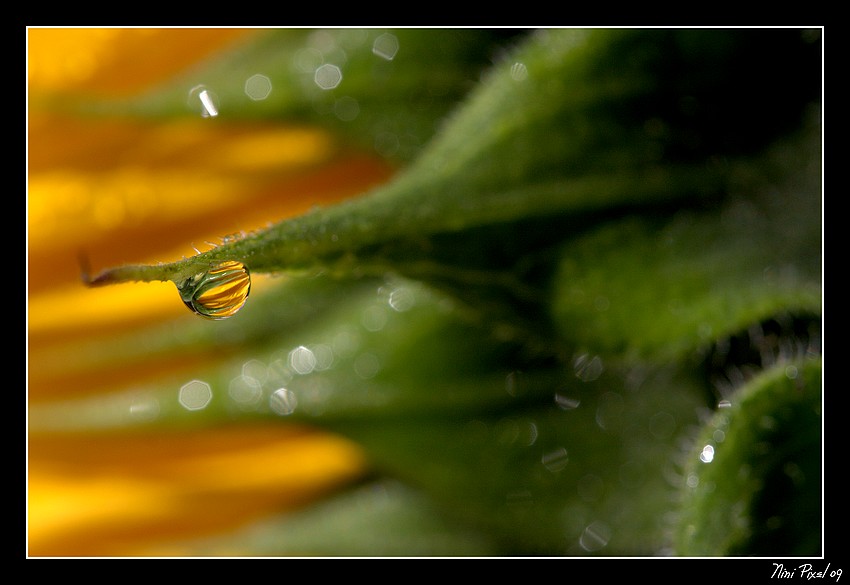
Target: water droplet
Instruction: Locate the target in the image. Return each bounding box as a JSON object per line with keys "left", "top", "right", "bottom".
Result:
{"left": 573, "top": 354, "right": 604, "bottom": 382}
{"left": 372, "top": 32, "right": 399, "bottom": 60}
{"left": 388, "top": 286, "right": 415, "bottom": 312}
{"left": 699, "top": 444, "right": 715, "bottom": 463}
{"left": 579, "top": 521, "right": 611, "bottom": 552}
{"left": 187, "top": 84, "right": 219, "bottom": 118}
{"left": 244, "top": 73, "right": 273, "bottom": 101}
{"left": 176, "top": 260, "right": 251, "bottom": 320}
{"left": 354, "top": 352, "right": 381, "bottom": 379}
{"left": 289, "top": 345, "right": 317, "bottom": 375}
{"left": 519, "top": 420, "right": 538, "bottom": 446}
{"left": 229, "top": 375, "right": 263, "bottom": 408}
{"left": 361, "top": 305, "right": 387, "bottom": 331}
{"left": 332, "top": 328, "right": 361, "bottom": 358}
{"left": 294, "top": 47, "right": 323, "bottom": 73}
{"left": 314, "top": 63, "right": 342, "bottom": 90}
{"left": 510, "top": 61, "right": 528, "bottom": 81}
{"left": 312, "top": 344, "right": 335, "bottom": 371}
{"left": 554, "top": 392, "right": 581, "bottom": 410}
{"left": 542, "top": 447, "right": 569, "bottom": 472}
{"left": 241, "top": 359, "right": 268, "bottom": 384}
{"left": 267, "top": 356, "right": 293, "bottom": 386}
{"left": 179, "top": 379, "right": 212, "bottom": 411}
{"left": 595, "top": 391, "right": 624, "bottom": 430}
{"left": 269, "top": 388, "right": 298, "bottom": 416}
{"left": 505, "top": 371, "right": 521, "bottom": 397}
{"left": 649, "top": 411, "right": 676, "bottom": 440}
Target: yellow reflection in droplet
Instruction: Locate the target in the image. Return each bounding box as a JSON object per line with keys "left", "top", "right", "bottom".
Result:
{"left": 177, "top": 260, "right": 252, "bottom": 320}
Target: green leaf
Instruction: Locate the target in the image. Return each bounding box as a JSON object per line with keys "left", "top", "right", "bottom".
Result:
{"left": 84, "top": 30, "right": 820, "bottom": 343}
{"left": 549, "top": 117, "right": 822, "bottom": 362}
{"left": 50, "top": 28, "right": 823, "bottom": 556}
{"left": 673, "top": 358, "right": 822, "bottom": 556}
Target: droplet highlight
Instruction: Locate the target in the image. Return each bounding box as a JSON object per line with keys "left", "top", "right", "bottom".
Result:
{"left": 244, "top": 73, "right": 273, "bottom": 101}
{"left": 188, "top": 84, "right": 219, "bottom": 118}
{"left": 542, "top": 447, "right": 569, "bottom": 472}
{"left": 176, "top": 260, "right": 251, "bottom": 320}
{"left": 269, "top": 388, "right": 298, "bottom": 416}
{"left": 314, "top": 63, "right": 342, "bottom": 90}
{"left": 372, "top": 33, "right": 399, "bottom": 60}
{"left": 179, "top": 379, "right": 212, "bottom": 411}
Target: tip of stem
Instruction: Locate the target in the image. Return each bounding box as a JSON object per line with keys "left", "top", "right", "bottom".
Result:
{"left": 79, "top": 251, "right": 115, "bottom": 287}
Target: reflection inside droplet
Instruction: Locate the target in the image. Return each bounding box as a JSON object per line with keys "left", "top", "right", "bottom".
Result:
{"left": 176, "top": 260, "right": 251, "bottom": 320}
{"left": 699, "top": 444, "right": 715, "bottom": 463}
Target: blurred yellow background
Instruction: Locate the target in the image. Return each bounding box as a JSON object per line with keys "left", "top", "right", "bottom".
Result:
{"left": 27, "top": 27, "right": 396, "bottom": 556}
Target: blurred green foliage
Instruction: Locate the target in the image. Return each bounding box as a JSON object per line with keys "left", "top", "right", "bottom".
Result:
{"left": 38, "top": 28, "right": 822, "bottom": 556}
